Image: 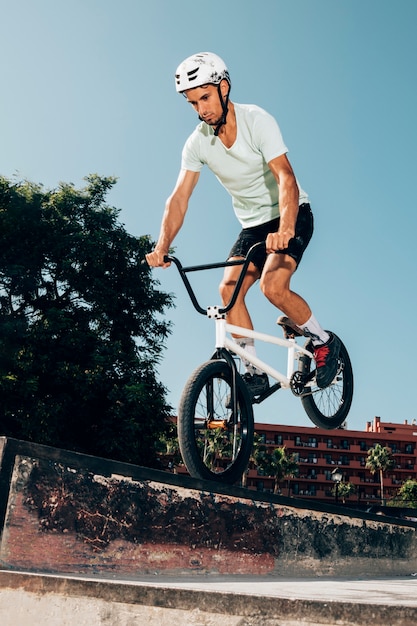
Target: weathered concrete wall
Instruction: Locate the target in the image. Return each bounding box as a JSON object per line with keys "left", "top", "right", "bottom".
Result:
{"left": 1, "top": 437, "right": 416, "bottom": 578}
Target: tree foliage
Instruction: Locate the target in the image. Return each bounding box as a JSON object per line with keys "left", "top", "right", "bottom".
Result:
{"left": 0, "top": 174, "right": 173, "bottom": 466}
{"left": 254, "top": 443, "right": 299, "bottom": 494}
{"left": 332, "top": 481, "right": 356, "bottom": 503}
{"left": 397, "top": 479, "right": 417, "bottom": 508}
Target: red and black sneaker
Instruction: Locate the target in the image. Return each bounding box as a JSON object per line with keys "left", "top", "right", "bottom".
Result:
{"left": 313, "top": 333, "right": 341, "bottom": 388}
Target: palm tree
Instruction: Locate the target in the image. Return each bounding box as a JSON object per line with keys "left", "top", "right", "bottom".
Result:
{"left": 241, "top": 432, "right": 266, "bottom": 488}
{"left": 200, "top": 427, "right": 232, "bottom": 470}
{"left": 255, "top": 445, "right": 299, "bottom": 495}
{"left": 366, "top": 443, "right": 395, "bottom": 504}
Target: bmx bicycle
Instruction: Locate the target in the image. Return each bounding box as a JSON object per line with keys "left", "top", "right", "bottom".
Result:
{"left": 164, "top": 242, "right": 353, "bottom": 485}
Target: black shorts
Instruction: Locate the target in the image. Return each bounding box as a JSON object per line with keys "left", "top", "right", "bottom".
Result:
{"left": 228, "top": 203, "right": 314, "bottom": 273}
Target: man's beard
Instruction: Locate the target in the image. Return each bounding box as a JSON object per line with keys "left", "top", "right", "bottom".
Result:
{"left": 199, "top": 114, "right": 223, "bottom": 127}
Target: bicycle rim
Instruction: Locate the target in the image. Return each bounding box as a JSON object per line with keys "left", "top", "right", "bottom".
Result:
{"left": 300, "top": 334, "right": 354, "bottom": 429}
{"left": 178, "top": 360, "right": 254, "bottom": 484}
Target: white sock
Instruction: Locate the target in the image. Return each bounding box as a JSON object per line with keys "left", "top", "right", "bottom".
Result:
{"left": 299, "top": 314, "right": 330, "bottom": 346}
{"left": 234, "top": 338, "right": 263, "bottom": 375}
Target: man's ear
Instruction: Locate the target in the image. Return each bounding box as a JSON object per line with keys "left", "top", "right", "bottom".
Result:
{"left": 219, "top": 79, "right": 230, "bottom": 98}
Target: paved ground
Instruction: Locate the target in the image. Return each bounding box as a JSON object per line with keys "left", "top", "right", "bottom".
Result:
{"left": 1, "top": 569, "right": 417, "bottom": 625}
{"left": 127, "top": 572, "right": 417, "bottom": 605}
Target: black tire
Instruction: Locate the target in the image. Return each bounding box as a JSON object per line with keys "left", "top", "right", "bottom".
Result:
{"left": 178, "top": 360, "right": 254, "bottom": 484}
{"left": 300, "top": 333, "right": 353, "bottom": 429}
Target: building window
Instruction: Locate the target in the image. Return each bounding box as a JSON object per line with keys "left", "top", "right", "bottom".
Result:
{"left": 275, "top": 434, "right": 283, "bottom": 445}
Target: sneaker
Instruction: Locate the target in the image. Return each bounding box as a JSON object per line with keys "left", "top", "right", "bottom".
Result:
{"left": 313, "top": 333, "right": 341, "bottom": 388}
{"left": 225, "top": 372, "right": 269, "bottom": 408}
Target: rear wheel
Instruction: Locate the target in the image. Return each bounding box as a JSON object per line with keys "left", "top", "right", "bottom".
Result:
{"left": 178, "top": 360, "right": 254, "bottom": 484}
{"left": 300, "top": 333, "right": 353, "bottom": 429}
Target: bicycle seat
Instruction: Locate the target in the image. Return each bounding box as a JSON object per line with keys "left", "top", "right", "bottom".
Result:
{"left": 277, "top": 315, "right": 304, "bottom": 339}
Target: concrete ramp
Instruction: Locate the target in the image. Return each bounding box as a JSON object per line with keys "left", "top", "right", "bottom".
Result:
{"left": 1, "top": 436, "right": 417, "bottom": 580}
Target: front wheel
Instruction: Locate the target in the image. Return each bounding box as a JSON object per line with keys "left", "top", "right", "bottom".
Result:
{"left": 177, "top": 360, "right": 254, "bottom": 484}
{"left": 300, "top": 333, "right": 354, "bottom": 429}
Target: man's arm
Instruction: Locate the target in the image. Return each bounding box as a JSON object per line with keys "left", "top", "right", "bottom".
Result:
{"left": 146, "top": 169, "right": 200, "bottom": 267}
{"left": 266, "top": 153, "right": 300, "bottom": 253}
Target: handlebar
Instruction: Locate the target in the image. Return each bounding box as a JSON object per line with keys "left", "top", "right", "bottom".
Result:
{"left": 163, "top": 242, "right": 266, "bottom": 316}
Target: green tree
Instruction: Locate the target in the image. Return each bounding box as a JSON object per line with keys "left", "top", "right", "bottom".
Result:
{"left": 366, "top": 443, "right": 395, "bottom": 504}
{"left": 155, "top": 422, "right": 182, "bottom": 473}
{"left": 255, "top": 445, "right": 299, "bottom": 495}
{"left": 397, "top": 479, "right": 417, "bottom": 508}
{"left": 332, "top": 481, "right": 356, "bottom": 504}
{"left": 0, "top": 175, "right": 173, "bottom": 466}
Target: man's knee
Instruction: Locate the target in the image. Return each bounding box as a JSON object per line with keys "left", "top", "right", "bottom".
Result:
{"left": 219, "top": 277, "right": 236, "bottom": 302}
{"left": 261, "top": 273, "right": 288, "bottom": 306}
{"left": 220, "top": 266, "right": 258, "bottom": 304}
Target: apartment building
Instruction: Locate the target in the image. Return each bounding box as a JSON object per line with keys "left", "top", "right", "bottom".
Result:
{"left": 247, "top": 416, "right": 417, "bottom": 506}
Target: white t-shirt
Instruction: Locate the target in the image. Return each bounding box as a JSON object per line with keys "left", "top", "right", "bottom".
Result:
{"left": 181, "top": 102, "right": 309, "bottom": 228}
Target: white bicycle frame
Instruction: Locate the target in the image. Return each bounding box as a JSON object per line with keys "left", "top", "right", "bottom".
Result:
{"left": 164, "top": 243, "right": 316, "bottom": 395}
{"left": 208, "top": 306, "right": 314, "bottom": 390}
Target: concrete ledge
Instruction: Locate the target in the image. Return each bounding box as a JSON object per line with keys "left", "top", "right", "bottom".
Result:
{"left": 1, "top": 437, "right": 417, "bottom": 579}
{"left": 1, "top": 570, "right": 417, "bottom": 626}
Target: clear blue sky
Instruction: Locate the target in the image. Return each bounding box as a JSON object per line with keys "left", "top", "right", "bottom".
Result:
{"left": 1, "top": 0, "right": 417, "bottom": 432}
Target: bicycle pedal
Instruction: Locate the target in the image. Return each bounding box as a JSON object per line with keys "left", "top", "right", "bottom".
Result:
{"left": 206, "top": 419, "right": 228, "bottom": 430}
{"left": 276, "top": 315, "right": 304, "bottom": 338}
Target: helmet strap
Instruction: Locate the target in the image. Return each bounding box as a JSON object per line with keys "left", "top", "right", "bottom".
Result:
{"left": 213, "top": 83, "right": 230, "bottom": 136}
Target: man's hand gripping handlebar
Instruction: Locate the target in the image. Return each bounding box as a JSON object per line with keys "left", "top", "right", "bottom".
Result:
{"left": 145, "top": 248, "right": 172, "bottom": 269}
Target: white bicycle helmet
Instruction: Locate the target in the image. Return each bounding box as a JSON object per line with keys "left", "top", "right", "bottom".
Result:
{"left": 175, "top": 52, "right": 231, "bottom": 93}
{"left": 175, "top": 52, "right": 231, "bottom": 136}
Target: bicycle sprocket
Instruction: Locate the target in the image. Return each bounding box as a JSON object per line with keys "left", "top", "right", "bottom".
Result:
{"left": 290, "top": 371, "right": 309, "bottom": 396}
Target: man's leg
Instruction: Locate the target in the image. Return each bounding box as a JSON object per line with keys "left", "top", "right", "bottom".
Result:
{"left": 219, "top": 258, "right": 259, "bottom": 330}
{"left": 219, "top": 260, "right": 269, "bottom": 396}
{"left": 260, "top": 253, "right": 340, "bottom": 388}
{"left": 260, "top": 253, "right": 311, "bottom": 326}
